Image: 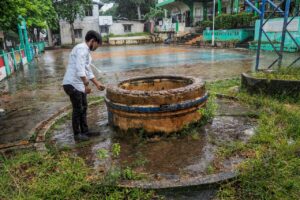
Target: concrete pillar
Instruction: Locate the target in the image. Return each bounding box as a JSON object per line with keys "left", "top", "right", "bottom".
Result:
{"left": 10, "top": 48, "right": 17, "bottom": 71}
{"left": 234, "top": 0, "right": 239, "bottom": 13}
{"left": 47, "top": 28, "right": 53, "bottom": 47}
{"left": 295, "top": 0, "right": 300, "bottom": 15}
{"left": 254, "top": 0, "right": 259, "bottom": 16}
{"left": 218, "top": 0, "right": 222, "bottom": 15}
{"left": 17, "top": 24, "right": 24, "bottom": 49}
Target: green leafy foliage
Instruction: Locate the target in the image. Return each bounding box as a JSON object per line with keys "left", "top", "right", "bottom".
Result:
{"left": 97, "top": 149, "right": 109, "bottom": 159}
{"left": 0, "top": 0, "right": 58, "bottom": 32}
{"left": 197, "top": 12, "right": 257, "bottom": 30}
{"left": 144, "top": 7, "right": 165, "bottom": 21}
{"left": 112, "top": 143, "right": 121, "bottom": 158}
{"left": 100, "top": 0, "right": 156, "bottom": 20}
{"left": 122, "top": 166, "right": 143, "bottom": 180}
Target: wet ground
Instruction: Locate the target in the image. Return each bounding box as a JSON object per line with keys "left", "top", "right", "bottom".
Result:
{"left": 47, "top": 98, "right": 256, "bottom": 199}
{"left": 0, "top": 44, "right": 297, "bottom": 145}
{"left": 1, "top": 44, "right": 294, "bottom": 199}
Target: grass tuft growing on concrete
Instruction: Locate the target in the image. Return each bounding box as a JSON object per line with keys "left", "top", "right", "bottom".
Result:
{"left": 251, "top": 67, "right": 300, "bottom": 80}
{"left": 208, "top": 77, "right": 300, "bottom": 200}
{"left": 0, "top": 150, "right": 159, "bottom": 200}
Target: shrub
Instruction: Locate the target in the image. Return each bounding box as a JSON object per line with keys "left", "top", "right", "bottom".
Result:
{"left": 197, "top": 12, "right": 257, "bottom": 30}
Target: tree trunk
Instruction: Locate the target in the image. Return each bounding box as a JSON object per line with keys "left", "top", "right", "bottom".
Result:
{"left": 3, "top": 33, "right": 8, "bottom": 50}
{"left": 47, "top": 28, "right": 53, "bottom": 47}
{"left": 70, "top": 23, "right": 75, "bottom": 45}
{"left": 230, "top": 0, "right": 234, "bottom": 14}
{"left": 137, "top": 5, "right": 142, "bottom": 20}
{"left": 29, "top": 28, "right": 36, "bottom": 42}
{"left": 37, "top": 28, "right": 41, "bottom": 42}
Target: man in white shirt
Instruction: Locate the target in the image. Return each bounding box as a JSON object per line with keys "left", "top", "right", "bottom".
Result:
{"left": 63, "top": 30, "right": 105, "bottom": 141}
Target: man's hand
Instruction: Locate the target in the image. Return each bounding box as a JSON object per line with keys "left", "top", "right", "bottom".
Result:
{"left": 96, "top": 83, "right": 105, "bottom": 91}
{"left": 85, "top": 86, "right": 92, "bottom": 94}
{"left": 90, "top": 78, "right": 105, "bottom": 91}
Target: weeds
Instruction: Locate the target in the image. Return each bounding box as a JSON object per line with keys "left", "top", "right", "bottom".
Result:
{"left": 0, "top": 150, "right": 158, "bottom": 200}
{"left": 207, "top": 78, "right": 300, "bottom": 200}
{"left": 97, "top": 149, "right": 109, "bottom": 159}
{"left": 112, "top": 143, "right": 121, "bottom": 158}
{"left": 252, "top": 67, "right": 300, "bottom": 81}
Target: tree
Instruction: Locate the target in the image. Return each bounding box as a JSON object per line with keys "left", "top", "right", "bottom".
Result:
{"left": 144, "top": 7, "right": 165, "bottom": 21}
{"left": 100, "top": 0, "right": 155, "bottom": 20}
{"left": 0, "top": 0, "right": 57, "bottom": 45}
{"left": 130, "top": 0, "right": 144, "bottom": 20}
{"left": 0, "top": 0, "right": 57, "bottom": 33}
{"left": 53, "top": 0, "right": 91, "bottom": 45}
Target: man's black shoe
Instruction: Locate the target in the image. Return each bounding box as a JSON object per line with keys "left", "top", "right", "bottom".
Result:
{"left": 74, "top": 133, "right": 89, "bottom": 141}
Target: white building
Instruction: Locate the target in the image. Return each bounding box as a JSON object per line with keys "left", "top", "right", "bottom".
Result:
{"left": 99, "top": 16, "right": 145, "bottom": 36}
{"left": 156, "top": 0, "right": 240, "bottom": 34}
{"left": 59, "top": 0, "right": 104, "bottom": 45}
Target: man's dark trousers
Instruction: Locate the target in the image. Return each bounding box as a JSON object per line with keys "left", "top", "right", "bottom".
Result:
{"left": 63, "top": 84, "right": 88, "bottom": 135}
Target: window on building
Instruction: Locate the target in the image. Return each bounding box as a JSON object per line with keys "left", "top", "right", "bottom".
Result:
{"left": 100, "top": 26, "right": 109, "bottom": 33}
{"left": 74, "top": 29, "right": 82, "bottom": 39}
{"left": 123, "top": 24, "right": 132, "bottom": 33}
{"left": 85, "top": 6, "right": 93, "bottom": 16}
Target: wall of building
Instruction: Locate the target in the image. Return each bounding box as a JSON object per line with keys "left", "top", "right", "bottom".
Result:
{"left": 60, "top": 4, "right": 100, "bottom": 45}
{"left": 193, "top": 2, "right": 204, "bottom": 24}
{"left": 109, "top": 20, "right": 144, "bottom": 35}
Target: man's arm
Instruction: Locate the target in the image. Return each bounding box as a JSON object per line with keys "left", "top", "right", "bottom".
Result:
{"left": 90, "top": 77, "right": 105, "bottom": 91}
{"left": 86, "top": 55, "right": 105, "bottom": 91}
{"left": 80, "top": 76, "right": 92, "bottom": 94}
{"left": 80, "top": 76, "right": 89, "bottom": 86}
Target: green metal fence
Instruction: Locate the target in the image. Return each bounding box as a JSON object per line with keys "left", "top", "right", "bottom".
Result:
{"left": 0, "top": 42, "right": 45, "bottom": 81}
{"left": 250, "top": 17, "right": 300, "bottom": 52}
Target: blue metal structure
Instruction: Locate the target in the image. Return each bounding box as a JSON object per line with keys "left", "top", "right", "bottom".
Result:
{"left": 245, "top": 0, "right": 300, "bottom": 70}
{"left": 105, "top": 93, "right": 209, "bottom": 113}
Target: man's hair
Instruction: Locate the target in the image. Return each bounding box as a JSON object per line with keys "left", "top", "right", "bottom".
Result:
{"left": 85, "top": 30, "right": 102, "bottom": 44}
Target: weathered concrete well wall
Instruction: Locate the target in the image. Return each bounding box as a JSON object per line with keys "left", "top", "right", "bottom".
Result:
{"left": 105, "top": 75, "right": 208, "bottom": 134}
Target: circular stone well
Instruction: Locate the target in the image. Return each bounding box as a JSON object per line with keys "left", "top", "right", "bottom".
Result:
{"left": 105, "top": 75, "right": 208, "bottom": 134}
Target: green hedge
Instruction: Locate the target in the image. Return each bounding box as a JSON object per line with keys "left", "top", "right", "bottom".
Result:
{"left": 197, "top": 12, "right": 258, "bottom": 30}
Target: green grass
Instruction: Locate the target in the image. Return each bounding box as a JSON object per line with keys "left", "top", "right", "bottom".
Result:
{"left": 0, "top": 151, "right": 159, "bottom": 200}
{"left": 251, "top": 67, "right": 300, "bottom": 81}
{"left": 207, "top": 78, "right": 300, "bottom": 200}
{"left": 0, "top": 95, "right": 158, "bottom": 199}
{"left": 0, "top": 151, "right": 89, "bottom": 199}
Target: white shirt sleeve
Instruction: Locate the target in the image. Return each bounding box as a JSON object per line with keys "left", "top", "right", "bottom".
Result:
{"left": 75, "top": 48, "right": 87, "bottom": 77}
{"left": 86, "top": 54, "right": 95, "bottom": 80}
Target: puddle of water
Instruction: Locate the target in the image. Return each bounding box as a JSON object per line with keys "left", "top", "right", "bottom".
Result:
{"left": 0, "top": 50, "right": 70, "bottom": 144}
{"left": 92, "top": 45, "right": 251, "bottom": 73}
{"left": 49, "top": 99, "right": 256, "bottom": 182}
